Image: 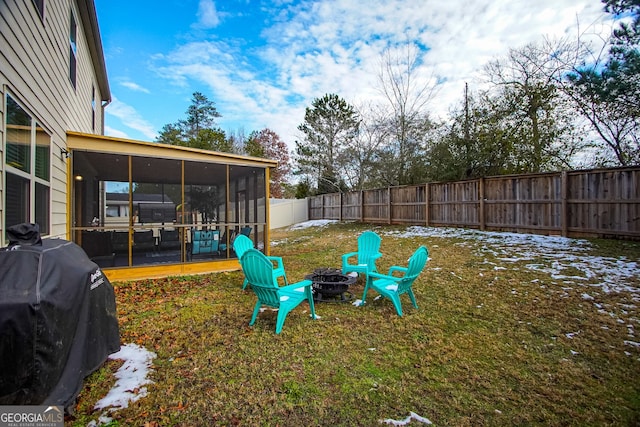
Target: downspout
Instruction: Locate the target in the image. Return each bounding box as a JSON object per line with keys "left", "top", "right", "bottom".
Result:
{"left": 101, "top": 99, "right": 111, "bottom": 136}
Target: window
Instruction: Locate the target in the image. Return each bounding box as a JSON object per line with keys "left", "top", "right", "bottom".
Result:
{"left": 32, "top": 0, "right": 45, "bottom": 21}
{"left": 69, "top": 9, "right": 77, "bottom": 88}
{"left": 106, "top": 206, "right": 119, "bottom": 217}
{"left": 92, "top": 86, "right": 96, "bottom": 131}
{"left": 4, "top": 94, "right": 51, "bottom": 237}
{"left": 105, "top": 205, "right": 128, "bottom": 218}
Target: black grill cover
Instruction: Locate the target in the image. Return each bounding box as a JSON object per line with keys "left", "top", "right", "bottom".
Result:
{"left": 0, "top": 224, "right": 120, "bottom": 409}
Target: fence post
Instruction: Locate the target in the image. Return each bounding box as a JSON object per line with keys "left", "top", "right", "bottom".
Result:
{"left": 360, "top": 190, "right": 364, "bottom": 222}
{"left": 425, "top": 183, "right": 430, "bottom": 227}
{"left": 339, "top": 192, "right": 343, "bottom": 221}
{"left": 561, "top": 171, "right": 568, "bottom": 237}
{"left": 388, "top": 187, "right": 392, "bottom": 224}
{"left": 479, "top": 177, "right": 485, "bottom": 231}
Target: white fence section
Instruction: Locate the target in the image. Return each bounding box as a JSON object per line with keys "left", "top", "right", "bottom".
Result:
{"left": 269, "top": 198, "right": 308, "bottom": 229}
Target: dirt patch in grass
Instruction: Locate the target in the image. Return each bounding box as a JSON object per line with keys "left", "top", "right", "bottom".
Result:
{"left": 70, "top": 223, "right": 640, "bottom": 426}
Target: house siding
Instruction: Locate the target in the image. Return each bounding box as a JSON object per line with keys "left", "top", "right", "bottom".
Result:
{"left": 0, "top": 0, "right": 108, "bottom": 239}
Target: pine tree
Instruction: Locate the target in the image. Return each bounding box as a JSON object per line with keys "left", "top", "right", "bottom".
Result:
{"left": 156, "top": 92, "right": 230, "bottom": 152}
{"left": 295, "top": 94, "right": 359, "bottom": 194}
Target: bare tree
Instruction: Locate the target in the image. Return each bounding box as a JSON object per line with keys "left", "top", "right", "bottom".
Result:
{"left": 342, "top": 102, "right": 391, "bottom": 190}
{"left": 483, "top": 38, "right": 587, "bottom": 172}
{"left": 377, "top": 42, "right": 439, "bottom": 185}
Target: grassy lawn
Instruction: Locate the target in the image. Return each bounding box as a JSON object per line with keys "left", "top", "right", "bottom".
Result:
{"left": 70, "top": 222, "right": 640, "bottom": 426}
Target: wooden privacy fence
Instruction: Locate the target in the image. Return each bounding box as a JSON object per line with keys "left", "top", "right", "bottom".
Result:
{"left": 308, "top": 166, "right": 640, "bottom": 239}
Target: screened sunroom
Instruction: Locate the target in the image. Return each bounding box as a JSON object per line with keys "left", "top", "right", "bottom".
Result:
{"left": 66, "top": 132, "right": 276, "bottom": 282}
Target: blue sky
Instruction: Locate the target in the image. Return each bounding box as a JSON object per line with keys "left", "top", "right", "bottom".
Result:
{"left": 95, "top": 0, "right": 611, "bottom": 149}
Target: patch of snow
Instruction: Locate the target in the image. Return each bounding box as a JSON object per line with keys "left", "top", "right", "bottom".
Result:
{"left": 94, "top": 343, "right": 156, "bottom": 411}
{"left": 381, "top": 411, "right": 433, "bottom": 425}
{"left": 87, "top": 414, "right": 115, "bottom": 427}
{"left": 383, "top": 226, "right": 639, "bottom": 295}
{"left": 289, "top": 219, "right": 338, "bottom": 230}
{"left": 270, "top": 238, "right": 287, "bottom": 246}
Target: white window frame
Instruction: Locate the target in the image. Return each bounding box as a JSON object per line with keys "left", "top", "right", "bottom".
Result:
{"left": 4, "top": 92, "right": 51, "bottom": 239}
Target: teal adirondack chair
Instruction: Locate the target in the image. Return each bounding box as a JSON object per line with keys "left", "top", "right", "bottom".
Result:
{"left": 341, "top": 231, "right": 382, "bottom": 280}
{"left": 234, "top": 234, "right": 287, "bottom": 290}
{"left": 240, "top": 248, "right": 317, "bottom": 334}
{"left": 362, "top": 246, "right": 429, "bottom": 316}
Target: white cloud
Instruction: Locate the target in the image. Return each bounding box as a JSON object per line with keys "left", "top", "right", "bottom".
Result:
{"left": 194, "top": 0, "right": 221, "bottom": 29}
{"left": 120, "top": 81, "right": 150, "bottom": 94}
{"left": 103, "top": 125, "right": 130, "bottom": 139}
{"left": 105, "top": 96, "right": 158, "bottom": 140}
{"left": 151, "top": 0, "right": 612, "bottom": 147}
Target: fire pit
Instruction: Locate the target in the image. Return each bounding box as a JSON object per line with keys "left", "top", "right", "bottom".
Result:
{"left": 305, "top": 267, "right": 357, "bottom": 302}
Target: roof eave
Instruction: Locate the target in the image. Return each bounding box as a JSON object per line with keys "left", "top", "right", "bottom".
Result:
{"left": 77, "top": 0, "right": 111, "bottom": 103}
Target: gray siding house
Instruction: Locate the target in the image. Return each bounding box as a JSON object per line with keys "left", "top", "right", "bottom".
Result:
{"left": 1, "top": 0, "right": 110, "bottom": 240}
{"left": 1, "top": 1, "right": 277, "bottom": 281}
